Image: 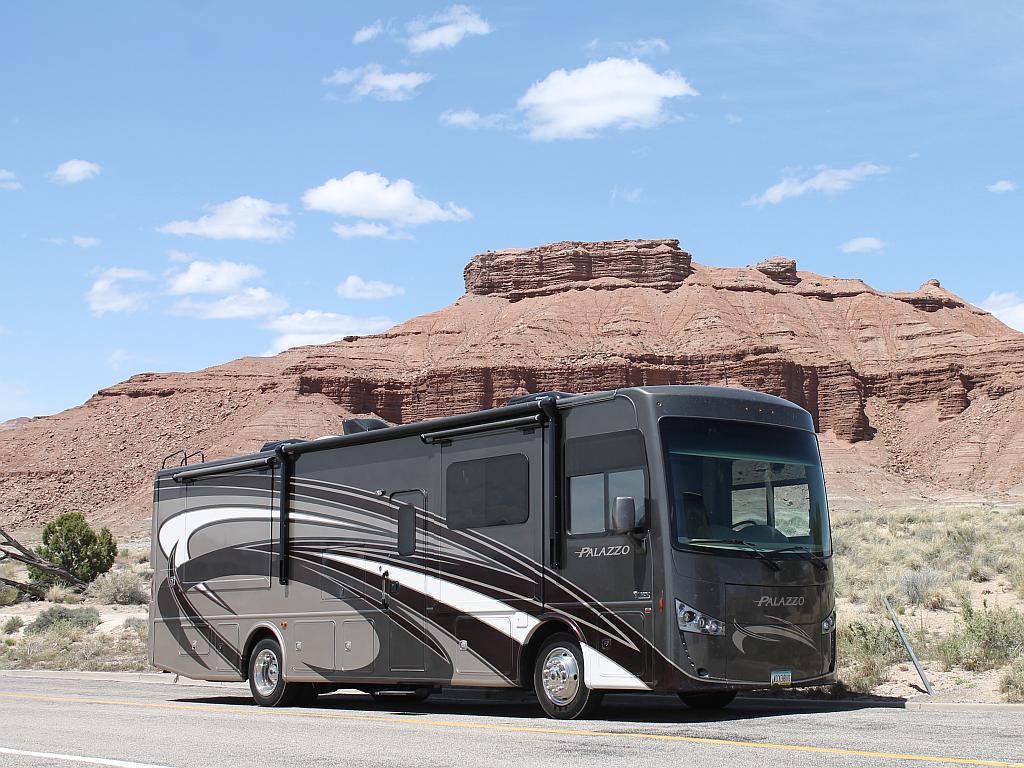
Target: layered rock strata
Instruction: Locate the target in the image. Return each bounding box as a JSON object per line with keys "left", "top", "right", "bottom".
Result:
{"left": 2, "top": 239, "right": 1022, "bottom": 531}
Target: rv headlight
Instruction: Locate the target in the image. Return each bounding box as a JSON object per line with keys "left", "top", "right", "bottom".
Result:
{"left": 676, "top": 600, "right": 725, "bottom": 636}
{"left": 821, "top": 611, "right": 836, "bottom": 634}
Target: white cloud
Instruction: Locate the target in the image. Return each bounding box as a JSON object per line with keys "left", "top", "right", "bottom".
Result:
{"left": 353, "top": 20, "right": 383, "bottom": 44}
{"left": 304, "top": 171, "right": 471, "bottom": 238}
{"left": 167, "top": 259, "right": 263, "bottom": 295}
{"left": 406, "top": 5, "right": 491, "bottom": 53}
{"left": 264, "top": 310, "right": 395, "bottom": 354}
{"left": 724, "top": 113, "right": 742, "bottom": 125}
{"left": 159, "top": 196, "right": 293, "bottom": 240}
{"left": 50, "top": 159, "right": 101, "bottom": 184}
{"left": 337, "top": 275, "right": 405, "bottom": 300}
{"left": 610, "top": 185, "right": 642, "bottom": 204}
{"left": 331, "top": 221, "right": 406, "bottom": 239}
{"left": 624, "top": 38, "right": 670, "bottom": 57}
{"left": 167, "top": 249, "right": 194, "bottom": 262}
{"left": 72, "top": 235, "right": 100, "bottom": 249}
{"left": 517, "top": 58, "right": 697, "bottom": 141}
{"left": 745, "top": 162, "right": 890, "bottom": 207}
{"left": 86, "top": 268, "right": 152, "bottom": 316}
{"left": 109, "top": 349, "right": 132, "bottom": 372}
{"left": 172, "top": 287, "right": 287, "bottom": 320}
{"left": 841, "top": 236, "right": 886, "bottom": 254}
{"left": 987, "top": 179, "right": 1017, "bottom": 194}
{"left": 981, "top": 291, "right": 1024, "bottom": 332}
{"left": 324, "top": 64, "right": 433, "bottom": 101}
{"left": 439, "top": 108, "right": 513, "bottom": 130}
{"left": 0, "top": 169, "right": 21, "bottom": 190}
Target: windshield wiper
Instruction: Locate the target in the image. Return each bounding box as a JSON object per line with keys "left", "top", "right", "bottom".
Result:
{"left": 684, "top": 539, "right": 782, "bottom": 571}
{"left": 770, "top": 545, "right": 828, "bottom": 571}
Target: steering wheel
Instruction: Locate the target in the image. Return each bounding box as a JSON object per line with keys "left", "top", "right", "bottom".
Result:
{"left": 731, "top": 519, "right": 761, "bottom": 531}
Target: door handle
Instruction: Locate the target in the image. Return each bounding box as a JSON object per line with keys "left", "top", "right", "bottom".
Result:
{"left": 381, "top": 570, "right": 390, "bottom": 610}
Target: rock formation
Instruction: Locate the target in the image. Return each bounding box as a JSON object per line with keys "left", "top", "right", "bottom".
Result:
{"left": 1, "top": 238, "right": 1022, "bottom": 533}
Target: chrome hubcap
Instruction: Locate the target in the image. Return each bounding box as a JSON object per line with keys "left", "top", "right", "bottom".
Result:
{"left": 541, "top": 646, "right": 580, "bottom": 706}
{"left": 252, "top": 648, "right": 280, "bottom": 697}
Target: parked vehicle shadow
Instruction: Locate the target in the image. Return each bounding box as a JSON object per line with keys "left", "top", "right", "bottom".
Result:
{"left": 173, "top": 689, "right": 903, "bottom": 725}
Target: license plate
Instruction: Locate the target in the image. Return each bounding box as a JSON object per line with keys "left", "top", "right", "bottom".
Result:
{"left": 770, "top": 670, "right": 792, "bottom": 687}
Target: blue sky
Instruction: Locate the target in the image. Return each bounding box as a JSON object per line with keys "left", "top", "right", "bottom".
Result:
{"left": 1, "top": 1, "right": 1022, "bottom": 422}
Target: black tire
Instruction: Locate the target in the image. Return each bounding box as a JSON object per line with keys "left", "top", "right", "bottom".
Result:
{"left": 679, "top": 690, "right": 737, "bottom": 710}
{"left": 247, "top": 638, "right": 306, "bottom": 707}
{"left": 533, "top": 634, "right": 603, "bottom": 720}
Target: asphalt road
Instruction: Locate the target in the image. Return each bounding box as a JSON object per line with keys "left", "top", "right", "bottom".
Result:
{"left": 0, "top": 675, "right": 1021, "bottom": 768}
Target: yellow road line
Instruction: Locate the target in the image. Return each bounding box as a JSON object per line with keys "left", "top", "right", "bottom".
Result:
{"left": 1, "top": 692, "right": 1021, "bottom": 768}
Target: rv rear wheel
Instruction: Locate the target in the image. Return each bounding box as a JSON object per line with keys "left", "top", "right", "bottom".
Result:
{"left": 248, "top": 638, "right": 309, "bottom": 707}
{"left": 678, "top": 690, "right": 737, "bottom": 710}
{"left": 533, "top": 634, "right": 602, "bottom": 719}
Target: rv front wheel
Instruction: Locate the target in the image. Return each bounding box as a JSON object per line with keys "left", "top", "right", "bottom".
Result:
{"left": 248, "top": 638, "right": 306, "bottom": 707}
{"left": 533, "top": 634, "right": 602, "bottom": 719}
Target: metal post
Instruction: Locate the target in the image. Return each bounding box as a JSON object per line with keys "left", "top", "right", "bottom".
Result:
{"left": 883, "top": 595, "right": 933, "bottom": 696}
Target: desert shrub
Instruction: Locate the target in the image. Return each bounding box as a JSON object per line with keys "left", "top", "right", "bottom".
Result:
{"left": 0, "top": 586, "right": 19, "bottom": 607}
{"left": 2, "top": 617, "right": 147, "bottom": 672}
{"left": 122, "top": 616, "right": 148, "bottom": 641}
{"left": 29, "top": 513, "right": 117, "bottom": 584}
{"left": 2, "top": 616, "right": 24, "bottom": 634}
{"left": 1000, "top": 658, "right": 1024, "bottom": 702}
{"left": 837, "top": 618, "right": 906, "bottom": 692}
{"left": 26, "top": 606, "right": 100, "bottom": 634}
{"left": 87, "top": 569, "right": 148, "bottom": 605}
{"left": 938, "top": 597, "right": 1024, "bottom": 671}
{"left": 900, "top": 567, "right": 945, "bottom": 608}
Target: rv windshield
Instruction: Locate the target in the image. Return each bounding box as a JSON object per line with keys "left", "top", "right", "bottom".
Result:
{"left": 661, "top": 418, "right": 831, "bottom": 557}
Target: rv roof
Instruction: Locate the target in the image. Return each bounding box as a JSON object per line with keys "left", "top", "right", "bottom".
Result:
{"left": 155, "top": 385, "right": 809, "bottom": 479}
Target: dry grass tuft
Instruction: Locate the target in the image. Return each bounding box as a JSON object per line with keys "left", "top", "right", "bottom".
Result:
{"left": 43, "top": 584, "right": 82, "bottom": 604}
{"left": 1000, "top": 658, "right": 1024, "bottom": 702}
{"left": 900, "top": 567, "right": 946, "bottom": 609}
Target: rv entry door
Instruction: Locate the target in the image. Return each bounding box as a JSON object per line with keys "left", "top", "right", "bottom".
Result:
{"left": 438, "top": 424, "right": 544, "bottom": 682}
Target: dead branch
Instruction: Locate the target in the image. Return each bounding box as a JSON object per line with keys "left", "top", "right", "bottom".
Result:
{"left": 0, "top": 524, "right": 88, "bottom": 589}
{"left": 0, "top": 574, "right": 47, "bottom": 600}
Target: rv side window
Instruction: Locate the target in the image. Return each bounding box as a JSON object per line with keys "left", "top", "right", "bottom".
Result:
{"left": 446, "top": 453, "right": 529, "bottom": 529}
{"left": 566, "top": 431, "right": 648, "bottom": 536}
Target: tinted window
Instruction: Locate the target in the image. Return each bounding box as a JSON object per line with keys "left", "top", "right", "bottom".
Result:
{"left": 661, "top": 418, "right": 831, "bottom": 556}
{"left": 446, "top": 453, "right": 529, "bottom": 529}
{"left": 569, "top": 474, "right": 605, "bottom": 534}
{"left": 566, "top": 431, "right": 648, "bottom": 536}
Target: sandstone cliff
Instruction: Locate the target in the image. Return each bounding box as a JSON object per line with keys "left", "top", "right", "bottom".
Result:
{"left": 2, "top": 239, "right": 1022, "bottom": 532}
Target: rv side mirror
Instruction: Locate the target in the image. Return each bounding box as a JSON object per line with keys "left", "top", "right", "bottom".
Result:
{"left": 612, "top": 496, "right": 637, "bottom": 535}
{"left": 397, "top": 503, "right": 416, "bottom": 557}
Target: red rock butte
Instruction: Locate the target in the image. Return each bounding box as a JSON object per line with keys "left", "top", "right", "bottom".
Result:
{"left": 2, "top": 238, "right": 1023, "bottom": 532}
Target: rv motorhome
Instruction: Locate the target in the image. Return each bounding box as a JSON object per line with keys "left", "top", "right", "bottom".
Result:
{"left": 149, "top": 385, "right": 835, "bottom": 719}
